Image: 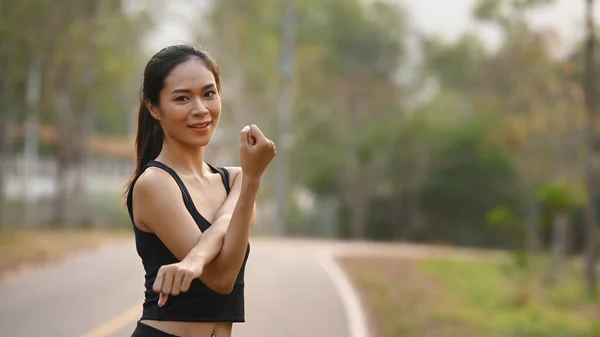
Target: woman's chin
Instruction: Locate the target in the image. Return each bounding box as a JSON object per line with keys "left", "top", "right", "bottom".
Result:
{"left": 187, "top": 135, "right": 213, "bottom": 148}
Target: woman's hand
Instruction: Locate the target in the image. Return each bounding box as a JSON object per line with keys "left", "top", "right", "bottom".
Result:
{"left": 240, "top": 124, "right": 276, "bottom": 180}
{"left": 152, "top": 258, "right": 204, "bottom": 307}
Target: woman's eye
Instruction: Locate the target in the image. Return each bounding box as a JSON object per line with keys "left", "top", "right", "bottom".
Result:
{"left": 205, "top": 91, "right": 216, "bottom": 98}
{"left": 175, "top": 96, "right": 189, "bottom": 102}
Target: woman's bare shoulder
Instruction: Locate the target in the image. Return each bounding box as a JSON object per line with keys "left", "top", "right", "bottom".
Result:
{"left": 130, "top": 166, "right": 185, "bottom": 231}
{"left": 134, "top": 166, "right": 178, "bottom": 195}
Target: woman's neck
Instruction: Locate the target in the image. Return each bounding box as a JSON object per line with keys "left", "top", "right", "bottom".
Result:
{"left": 156, "top": 138, "right": 209, "bottom": 177}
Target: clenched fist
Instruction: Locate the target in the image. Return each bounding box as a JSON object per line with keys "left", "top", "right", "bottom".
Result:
{"left": 240, "top": 124, "right": 276, "bottom": 179}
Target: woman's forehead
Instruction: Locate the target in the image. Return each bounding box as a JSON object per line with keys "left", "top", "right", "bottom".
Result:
{"left": 164, "top": 59, "right": 216, "bottom": 90}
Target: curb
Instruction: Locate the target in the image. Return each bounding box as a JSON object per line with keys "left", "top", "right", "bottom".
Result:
{"left": 318, "top": 252, "right": 369, "bottom": 337}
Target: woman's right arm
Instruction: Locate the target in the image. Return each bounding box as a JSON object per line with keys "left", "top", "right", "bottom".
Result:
{"left": 132, "top": 168, "right": 204, "bottom": 264}
{"left": 133, "top": 168, "right": 258, "bottom": 298}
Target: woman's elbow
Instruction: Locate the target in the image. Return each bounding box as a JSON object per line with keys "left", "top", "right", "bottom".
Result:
{"left": 211, "top": 279, "right": 235, "bottom": 295}
{"left": 203, "top": 271, "right": 236, "bottom": 294}
{"left": 202, "top": 262, "right": 237, "bottom": 294}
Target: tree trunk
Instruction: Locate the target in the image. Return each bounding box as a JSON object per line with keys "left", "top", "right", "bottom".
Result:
{"left": 229, "top": 54, "right": 248, "bottom": 130}
{"left": 52, "top": 74, "right": 76, "bottom": 226}
{"left": 71, "top": 110, "right": 93, "bottom": 227}
{"left": 407, "top": 147, "right": 431, "bottom": 241}
{"left": 23, "top": 57, "right": 42, "bottom": 227}
{"left": 0, "top": 41, "right": 10, "bottom": 228}
{"left": 219, "top": 5, "right": 250, "bottom": 155}
{"left": 525, "top": 197, "right": 542, "bottom": 254}
{"left": 390, "top": 195, "right": 403, "bottom": 240}
{"left": 344, "top": 146, "right": 368, "bottom": 239}
{"left": 73, "top": 26, "right": 99, "bottom": 227}
{"left": 273, "top": 0, "right": 298, "bottom": 236}
{"left": 0, "top": 111, "right": 7, "bottom": 228}
{"left": 51, "top": 0, "right": 99, "bottom": 227}
{"left": 584, "top": 0, "right": 598, "bottom": 297}
{"left": 349, "top": 197, "right": 367, "bottom": 239}
{"left": 546, "top": 212, "right": 569, "bottom": 285}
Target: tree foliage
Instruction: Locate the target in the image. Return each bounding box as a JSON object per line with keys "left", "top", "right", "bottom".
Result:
{"left": 0, "top": 0, "right": 151, "bottom": 226}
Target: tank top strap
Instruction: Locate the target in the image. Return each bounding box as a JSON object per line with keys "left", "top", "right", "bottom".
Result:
{"left": 145, "top": 160, "right": 196, "bottom": 213}
{"left": 207, "top": 163, "right": 231, "bottom": 195}
{"left": 127, "top": 161, "right": 231, "bottom": 224}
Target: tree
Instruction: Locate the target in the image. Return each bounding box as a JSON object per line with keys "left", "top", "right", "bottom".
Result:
{"left": 538, "top": 183, "right": 579, "bottom": 285}
{"left": 273, "top": 0, "right": 299, "bottom": 236}
{"left": 0, "top": 0, "right": 150, "bottom": 226}
{"left": 0, "top": 39, "right": 9, "bottom": 228}
{"left": 410, "top": 0, "right": 600, "bottom": 258}
{"left": 291, "top": 0, "right": 408, "bottom": 238}
{"left": 583, "top": 0, "right": 598, "bottom": 297}
{"left": 201, "top": 0, "right": 409, "bottom": 238}
{"left": 0, "top": 0, "right": 16, "bottom": 227}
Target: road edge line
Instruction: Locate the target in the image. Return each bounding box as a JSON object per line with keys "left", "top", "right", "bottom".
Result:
{"left": 79, "top": 300, "right": 143, "bottom": 337}
{"left": 318, "top": 252, "right": 369, "bottom": 337}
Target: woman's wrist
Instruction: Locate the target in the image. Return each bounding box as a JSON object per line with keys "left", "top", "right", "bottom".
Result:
{"left": 184, "top": 248, "right": 208, "bottom": 266}
{"left": 241, "top": 174, "right": 261, "bottom": 189}
{"left": 181, "top": 251, "right": 207, "bottom": 277}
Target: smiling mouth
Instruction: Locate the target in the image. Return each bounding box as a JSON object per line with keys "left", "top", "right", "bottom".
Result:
{"left": 188, "top": 122, "right": 211, "bottom": 129}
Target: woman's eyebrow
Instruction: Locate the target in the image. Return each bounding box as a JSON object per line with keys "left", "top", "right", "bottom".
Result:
{"left": 170, "top": 83, "right": 216, "bottom": 94}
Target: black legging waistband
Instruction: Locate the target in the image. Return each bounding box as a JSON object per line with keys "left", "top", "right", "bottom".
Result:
{"left": 131, "top": 321, "right": 180, "bottom": 337}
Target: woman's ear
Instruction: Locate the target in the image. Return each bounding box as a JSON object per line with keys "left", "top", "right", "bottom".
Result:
{"left": 146, "top": 100, "right": 161, "bottom": 121}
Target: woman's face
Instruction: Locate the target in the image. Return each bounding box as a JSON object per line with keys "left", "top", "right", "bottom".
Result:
{"left": 150, "top": 58, "right": 221, "bottom": 148}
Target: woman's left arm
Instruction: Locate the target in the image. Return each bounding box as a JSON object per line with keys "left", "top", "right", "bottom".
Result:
{"left": 154, "top": 167, "right": 255, "bottom": 305}
{"left": 185, "top": 167, "right": 254, "bottom": 279}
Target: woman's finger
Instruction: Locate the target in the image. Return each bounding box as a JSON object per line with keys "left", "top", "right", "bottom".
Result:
{"left": 161, "top": 269, "right": 174, "bottom": 297}
{"left": 249, "top": 124, "right": 265, "bottom": 140}
{"left": 171, "top": 269, "right": 185, "bottom": 296}
{"left": 152, "top": 268, "right": 165, "bottom": 293}
{"left": 158, "top": 293, "right": 169, "bottom": 307}
{"left": 180, "top": 270, "right": 195, "bottom": 293}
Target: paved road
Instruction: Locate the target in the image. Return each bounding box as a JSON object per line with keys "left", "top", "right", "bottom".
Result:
{"left": 0, "top": 239, "right": 350, "bottom": 337}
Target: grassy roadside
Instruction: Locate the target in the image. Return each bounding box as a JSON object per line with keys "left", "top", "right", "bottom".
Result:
{"left": 0, "top": 228, "right": 131, "bottom": 278}
{"left": 338, "top": 254, "right": 600, "bottom": 337}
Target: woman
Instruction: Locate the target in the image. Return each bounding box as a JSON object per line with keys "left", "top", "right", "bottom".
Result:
{"left": 125, "top": 44, "right": 276, "bottom": 337}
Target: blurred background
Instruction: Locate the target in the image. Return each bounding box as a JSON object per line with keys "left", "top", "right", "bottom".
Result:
{"left": 1, "top": 0, "right": 600, "bottom": 336}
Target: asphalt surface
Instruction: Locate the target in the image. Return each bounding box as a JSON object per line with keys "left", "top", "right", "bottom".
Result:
{"left": 0, "top": 239, "right": 350, "bottom": 337}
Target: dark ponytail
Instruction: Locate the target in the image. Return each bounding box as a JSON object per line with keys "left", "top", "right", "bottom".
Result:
{"left": 125, "top": 44, "right": 221, "bottom": 195}
{"left": 134, "top": 103, "right": 164, "bottom": 174}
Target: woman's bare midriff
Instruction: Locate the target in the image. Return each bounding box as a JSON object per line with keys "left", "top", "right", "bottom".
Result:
{"left": 141, "top": 319, "right": 233, "bottom": 337}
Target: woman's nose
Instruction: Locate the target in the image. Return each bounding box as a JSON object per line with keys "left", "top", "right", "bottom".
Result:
{"left": 191, "top": 98, "right": 209, "bottom": 115}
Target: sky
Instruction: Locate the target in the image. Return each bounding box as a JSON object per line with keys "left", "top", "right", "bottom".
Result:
{"left": 402, "top": 0, "right": 597, "bottom": 53}
{"left": 148, "top": 0, "right": 599, "bottom": 56}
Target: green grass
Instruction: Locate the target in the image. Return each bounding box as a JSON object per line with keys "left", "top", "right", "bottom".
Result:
{"left": 339, "top": 256, "right": 481, "bottom": 337}
{"left": 419, "top": 257, "right": 600, "bottom": 337}
{"left": 339, "top": 253, "right": 600, "bottom": 337}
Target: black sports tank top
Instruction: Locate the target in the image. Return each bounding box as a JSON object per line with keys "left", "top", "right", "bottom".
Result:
{"left": 126, "top": 160, "right": 250, "bottom": 323}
